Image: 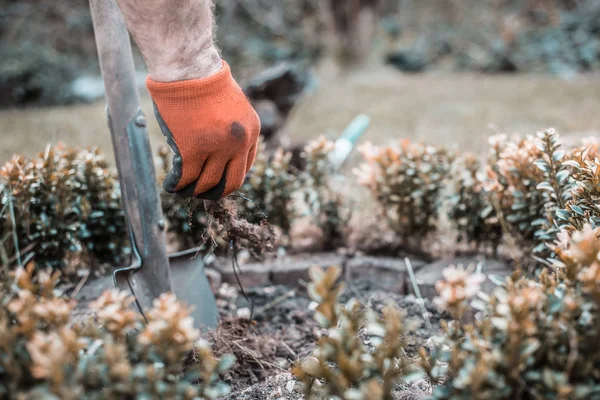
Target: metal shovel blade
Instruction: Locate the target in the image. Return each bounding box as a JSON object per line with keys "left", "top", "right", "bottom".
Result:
{"left": 75, "top": 248, "right": 218, "bottom": 331}
{"left": 168, "top": 248, "right": 219, "bottom": 330}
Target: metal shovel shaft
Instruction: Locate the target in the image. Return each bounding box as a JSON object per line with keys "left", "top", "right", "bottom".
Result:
{"left": 89, "top": 0, "right": 172, "bottom": 309}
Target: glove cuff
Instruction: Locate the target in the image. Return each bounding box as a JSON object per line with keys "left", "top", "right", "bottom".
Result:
{"left": 146, "top": 60, "right": 242, "bottom": 111}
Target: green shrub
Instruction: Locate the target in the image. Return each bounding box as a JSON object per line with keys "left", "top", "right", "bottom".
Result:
{"left": 557, "top": 148, "right": 600, "bottom": 232}
{"left": 485, "top": 133, "right": 547, "bottom": 248}
{"left": 0, "top": 150, "right": 80, "bottom": 273}
{"left": 447, "top": 154, "right": 502, "bottom": 252}
{"left": 73, "top": 148, "right": 129, "bottom": 265}
{"left": 426, "top": 225, "right": 600, "bottom": 399}
{"left": 0, "top": 263, "right": 232, "bottom": 399}
{"left": 292, "top": 266, "right": 417, "bottom": 399}
{"left": 527, "top": 129, "right": 574, "bottom": 255}
{"left": 355, "top": 139, "right": 453, "bottom": 250}
{"left": 298, "top": 136, "right": 348, "bottom": 251}
{"left": 484, "top": 130, "right": 600, "bottom": 259}
{"left": 238, "top": 139, "right": 296, "bottom": 234}
{"left": 0, "top": 145, "right": 128, "bottom": 276}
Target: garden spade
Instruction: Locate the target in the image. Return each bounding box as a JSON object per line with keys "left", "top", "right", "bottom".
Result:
{"left": 89, "top": 0, "right": 218, "bottom": 329}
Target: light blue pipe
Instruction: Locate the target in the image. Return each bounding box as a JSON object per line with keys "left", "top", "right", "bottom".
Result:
{"left": 330, "top": 114, "right": 371, "bottom": 170}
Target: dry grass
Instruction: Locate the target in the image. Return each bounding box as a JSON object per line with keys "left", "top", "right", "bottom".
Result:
{"left": 1, "top": 63, "right": 599, "bottom": 167}
{"left": 0, "top": 95, "right": 164, "bottom": 164}
{"left": 287, "top": 60, "right": 600, "bottom": 159}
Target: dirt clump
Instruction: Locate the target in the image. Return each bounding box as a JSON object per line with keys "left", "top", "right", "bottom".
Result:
{"left": 204, "top": 198, "right": 276, "bottom": 256}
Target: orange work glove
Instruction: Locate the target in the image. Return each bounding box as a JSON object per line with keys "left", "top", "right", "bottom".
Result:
{"left": 147, "top": 61, "right": 260, "bottom": 199}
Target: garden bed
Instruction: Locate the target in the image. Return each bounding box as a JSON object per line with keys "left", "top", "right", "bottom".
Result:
{"left": 68, "top": 251, "right": 511, "bottom": 398}
{"left": 3, "top": 127, "right": 599, "bottom": 398}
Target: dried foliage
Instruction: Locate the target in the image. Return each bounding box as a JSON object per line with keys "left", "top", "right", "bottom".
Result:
{"left": 207, "top": 317, "right": 282, "bottom": 391}
{"left": 447, "top": 154, "right": 502, "bottom": 252}
{"left": 292, "top": 265, "right": 418, "bottom": 399}
{"left": 0, "top": 145, "right": 128, "bottom": 277}
{"left": 355, "top": 139, "right": 453, "bottom": 250}
{"left": 426, "top": 225, "right": 600, "bottom": 399}
{"left": 0, "top": 263, "right": 233, "bottom": 399}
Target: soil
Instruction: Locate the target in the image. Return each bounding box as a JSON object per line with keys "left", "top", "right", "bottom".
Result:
{"left": 210, "top": 270, "right": 448, "bottom": 399}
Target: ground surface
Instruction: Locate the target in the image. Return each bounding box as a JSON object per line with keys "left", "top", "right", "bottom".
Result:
{"left": 211, "top": 273, "right": 447, "bottom": 399}
{"left": 2, "top": 62, "right": 599, "bottom": 165}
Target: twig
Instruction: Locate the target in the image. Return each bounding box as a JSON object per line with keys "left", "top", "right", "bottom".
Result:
{"left": 231, "top": 340, "right": 286, "bottom": 372}
{"left": 565, "top": 327, "right": 578, "bottom": 378}
{"left": 232, "top": 192, "right": 268, "bottom": 219}
{"left": 7, "top": 189, "right": 22, "bottom": 268}
{"left": 7, "top": 242, "right": 36, "bottom": 265}
{"left": 71, "top": 270, "right": 91, "bottom": 299}
{"left": 530, "top": 254, "right": 553, "bottom": 269}
{"left": 280, "top": 340, "right": 297, "bottom": 359}
{"left": 490, "top": 194, "right": 524, "bottom": 271}
{"left": 343, "top": 261, "right": 366, "bottom": 304}
{"left": 405, "top": 257, "right": 432, "bottom": 331}
{"left": 230, "top": 238, "right": 254, "bottom": 319}
{"left": 233, "top": 341, "right": 266, "bottom": 371}
{"left": 255, "top": 288, "right": 296, "bottom": 315}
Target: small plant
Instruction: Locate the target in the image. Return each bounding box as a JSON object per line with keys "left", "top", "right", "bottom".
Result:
{"left": 0, "top": 148, "right": 81, "bottom": 273}
{"left": 485, "top": 133, "right": 546, "bottom": 247}
{"left": 530, "top": 128, "right": 574, "bottom": 254}
{"left": 238, "top": 139, "right": 296, "bottom": 234}
{"left": 426, "top": 225, "right": 600, "bottom": 399}
{"left": 298, "top": 136, "right": 348, "bottom": 251}
{"left": 73, "top": 148, "right": 129, "bottom": 265}
{"left": 203, "top": 198, "right": 276, "bottom": 256}
{"left": 447, "top": 154, "right": 502, "bottom": 252}
{"left": 355, "top": 139, "right": 453, "bottom": 250}
{"left": 0, "top": 145, "right": 129, "bottom": 276}
{"left": 0, "top": 263, "right": 233, "bottom": 398}
{"left": 557, "top": 147, "right": 600, "bottom": 232}
{"left": 292, "top": 265, "right": 417, "bottom": 399}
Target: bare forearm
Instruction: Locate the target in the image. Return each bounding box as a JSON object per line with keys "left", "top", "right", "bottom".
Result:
{"left": 115, "top": 0, "right": 222, "bottom": 81}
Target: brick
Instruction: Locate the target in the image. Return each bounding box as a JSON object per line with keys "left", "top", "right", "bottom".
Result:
{"left": 346, "top": 256, "right": 426, "bottom": 294}
{"left": 214, "top": 259, "right": 273, "bottom": 288}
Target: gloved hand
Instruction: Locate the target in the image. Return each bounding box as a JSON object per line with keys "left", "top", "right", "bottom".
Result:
{"left": 147, "top": 61, "right": 260, "bottom": 199}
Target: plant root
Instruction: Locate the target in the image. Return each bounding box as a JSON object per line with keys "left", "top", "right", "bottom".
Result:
{"left": 203, "top": 198, "right": 276, "bottom": 256}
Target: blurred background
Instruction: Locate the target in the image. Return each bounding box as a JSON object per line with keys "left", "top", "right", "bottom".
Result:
{"left": 1, "top": 0, "right": 599, "bottom": 164}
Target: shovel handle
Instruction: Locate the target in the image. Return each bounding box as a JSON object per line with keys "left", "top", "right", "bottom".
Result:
{"left": 89, "top": 0, "right": 172, "bottom": 307}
